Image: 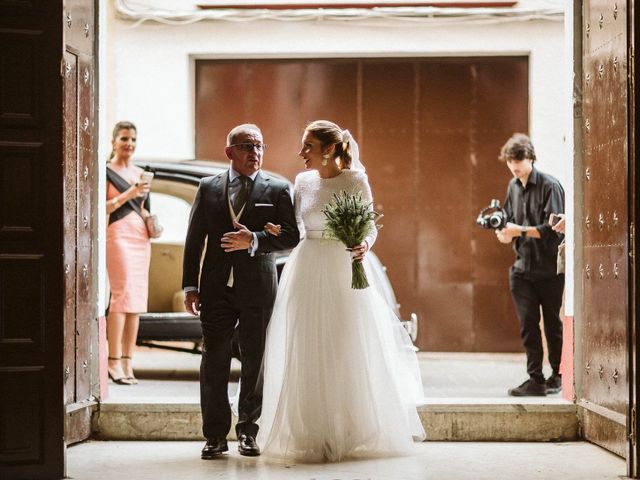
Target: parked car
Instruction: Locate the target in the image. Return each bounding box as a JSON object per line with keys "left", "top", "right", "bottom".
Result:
{"left": 134, "top": 159, "right": 418, "bottom": 354}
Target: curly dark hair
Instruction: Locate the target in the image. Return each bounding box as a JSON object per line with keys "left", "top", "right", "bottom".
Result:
{"left": 499, "top": 133, "right": 536, "bottom": 163}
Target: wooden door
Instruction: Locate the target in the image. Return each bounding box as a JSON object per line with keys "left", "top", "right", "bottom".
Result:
{"left": 0, "top": 1, "right": 97, "bottom": 478}
{"left": 579, "top": 0, "right": 630, "bottom": 461}
{"left": 62, "top": 0, "right": 98, "bottom": 445}
{"left": 0, "top": 2, "right": 66, "bottom": 479}
{"left": 630, "top": 0, "right": 640, "bottom": 475}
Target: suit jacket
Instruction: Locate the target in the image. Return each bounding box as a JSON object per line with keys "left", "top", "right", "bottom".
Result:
{"left": 182, "top": 169, "right": 300, "bottom": 307}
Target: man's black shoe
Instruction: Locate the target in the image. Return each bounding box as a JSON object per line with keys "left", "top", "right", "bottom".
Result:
{"left": 238, "top": 434, "right": 261, "bottom": 457}
{"left": 201, "top": 437, "right": 228, "bottom": 459}
{"left": 508, "top": 378, "right": 547, "bottom": 397}
{"left": 545, "top": 374, "right": 562, "bottom": 394}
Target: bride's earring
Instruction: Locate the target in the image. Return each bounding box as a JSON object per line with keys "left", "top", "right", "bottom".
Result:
{"left": 322, "top": 154, "right": 329, "bottom": 167}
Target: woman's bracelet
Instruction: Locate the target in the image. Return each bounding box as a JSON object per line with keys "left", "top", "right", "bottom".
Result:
{"left": 111, "top": 198, "right": 120, "bottom": 209}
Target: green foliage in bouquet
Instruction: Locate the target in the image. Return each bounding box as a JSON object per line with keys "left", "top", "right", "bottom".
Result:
{"left": 322, "top": 190, "right": 382, "bottom": 289}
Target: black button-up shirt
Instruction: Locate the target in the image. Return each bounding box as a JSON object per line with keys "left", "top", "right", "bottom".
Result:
{"left": 503, "top": 167, "right": 565, "bottom": 280}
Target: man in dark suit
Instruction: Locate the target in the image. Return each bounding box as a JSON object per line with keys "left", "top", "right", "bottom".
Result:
{"left": 182, "top": 124, "right": 299, "bottom": 459}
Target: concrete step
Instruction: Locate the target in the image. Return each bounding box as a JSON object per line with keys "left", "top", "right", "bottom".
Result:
{"left": 96, "top": 352, "right": 577, "bottom": 442}
{"left": 421, "top": 399, "right": 577, "bottom": 441}
{"left": 92, "top": 398, "right": 578, "bottom": 442}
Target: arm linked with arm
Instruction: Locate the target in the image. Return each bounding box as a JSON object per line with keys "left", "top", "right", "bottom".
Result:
{"left": 255, "top": 185, "right": 300, "bottom": 254}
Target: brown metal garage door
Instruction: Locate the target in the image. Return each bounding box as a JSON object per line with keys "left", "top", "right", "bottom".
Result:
{"left": 196, "top": 57, "right": 528, "bottom": 352}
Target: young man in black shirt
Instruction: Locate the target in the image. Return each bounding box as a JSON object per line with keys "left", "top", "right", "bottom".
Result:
{"left": 495, "top": 133, "right": 565, "bottom": 396}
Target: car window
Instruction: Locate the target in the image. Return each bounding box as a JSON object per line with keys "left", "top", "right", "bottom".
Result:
{"left": 149, "top": 192, "right": 191, "bottom": 244}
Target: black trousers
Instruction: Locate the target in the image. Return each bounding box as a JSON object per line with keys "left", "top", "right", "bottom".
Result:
{"left": 199, "top": 286, "right": 272, "bottom": 439}
{"left": 509, "top": 270, "right": 564, "bottom": 383}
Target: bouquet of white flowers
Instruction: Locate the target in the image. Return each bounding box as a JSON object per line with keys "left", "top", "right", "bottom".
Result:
{"left": 322, "top": 190, "right": 382, "bottom": 289}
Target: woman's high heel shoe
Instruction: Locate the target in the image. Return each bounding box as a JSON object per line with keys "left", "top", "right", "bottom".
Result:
{"left": 122, "top": 355, "right": 138, "bottom": 384}
{"left": 108, "top": 356, "right": 133, "bottom": 385}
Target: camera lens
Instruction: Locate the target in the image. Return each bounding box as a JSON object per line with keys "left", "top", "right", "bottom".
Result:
{"left": 489, "top": 214, "right": 503, "bottom": 228}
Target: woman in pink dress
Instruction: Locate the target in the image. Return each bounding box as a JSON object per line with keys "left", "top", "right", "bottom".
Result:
{"left": 105, "top": 121, "right": 152, "bottom": 385}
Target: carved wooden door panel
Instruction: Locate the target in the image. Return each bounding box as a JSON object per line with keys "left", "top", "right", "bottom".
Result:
{"left": 630, "top": 1, "right": 640, "bottom": 476}
{"left": 62, "top": 0, "right": 98, "bottom": 446}
{"left": 0, "top": 2, "right": 66, "bottom": 479}
{"left": 0, "top": 0, "right": 97, "bottom": 477}
{"left": 580, "top": 0, "right": 629, "bottom": 461}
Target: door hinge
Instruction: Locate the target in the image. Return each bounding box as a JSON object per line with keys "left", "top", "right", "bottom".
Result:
{"left": 60, "top": 57, "right": 66, "bottom": 78}
{"left": 631, "top": 222, "right": 636, "bottom": 263}
{"left": 630, "top": 46, "right": 635, "bottom": 90}
{"left": 631, "top": 407, "right": 637, "bottom": 445}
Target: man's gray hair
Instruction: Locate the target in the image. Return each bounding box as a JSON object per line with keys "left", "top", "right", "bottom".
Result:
{"left": 227, "top": 124, "right": 262, "bottom": 146}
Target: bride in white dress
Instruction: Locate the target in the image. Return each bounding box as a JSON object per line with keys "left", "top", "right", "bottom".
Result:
{"left": 257, "top": 120, "right": 425, "bottom": 463}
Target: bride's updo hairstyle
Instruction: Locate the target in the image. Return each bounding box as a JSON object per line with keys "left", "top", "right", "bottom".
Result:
{"left": 305, "top": 120, "right": 353, "bottom": 170}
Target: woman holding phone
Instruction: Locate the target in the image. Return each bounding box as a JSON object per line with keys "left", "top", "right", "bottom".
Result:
{"left": 105, "top": 121, "right": 152, "bottom": 385}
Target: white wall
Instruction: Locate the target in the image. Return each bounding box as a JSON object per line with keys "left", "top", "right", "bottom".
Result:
{"left": 563, "top": 0, "right": 575, "bottom": 316}
{"left": 97, "top": 1, "right": 108, "bottom": 316}
{"left": 106, "top": 15, "right": 566, "bottom": 181}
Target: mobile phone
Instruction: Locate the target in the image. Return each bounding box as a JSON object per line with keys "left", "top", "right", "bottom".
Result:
{"left": 550, "top": 214, "right": 562, "bottom": 226}
{"left": 140, "top": 171, "right": 154, "bottom": 184}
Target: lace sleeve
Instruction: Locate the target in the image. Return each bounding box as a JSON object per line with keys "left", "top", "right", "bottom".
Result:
{"left": 293, "top": 174, "right": 306, "bottom": 240}
{"left": 357, "top": 172, "right": 377, "bottom": 248}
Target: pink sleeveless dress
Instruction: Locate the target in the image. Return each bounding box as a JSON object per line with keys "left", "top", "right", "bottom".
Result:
{"left": 106, "top": 167, "right": 151, "bottom": 313}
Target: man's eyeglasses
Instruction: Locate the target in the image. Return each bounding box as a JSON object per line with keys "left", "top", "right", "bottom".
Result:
{"left": 230, "top": 142, "right": 267, "bottom": 152}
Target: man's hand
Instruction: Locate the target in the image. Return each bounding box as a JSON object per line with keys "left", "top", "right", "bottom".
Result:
{"left": 495, "top": 222, "right": 520, "bottom": 244}
{"left": 350, "top": 241, "right": 369, "bottom": 262}
{"left": 221, "top": 219, "right": 253, "bottom": 252}
{"left": 184, "top": 290, "right": 201, "bottom": 316}
{"left": 264, "top": 222, "right": 281, "bottom": 237}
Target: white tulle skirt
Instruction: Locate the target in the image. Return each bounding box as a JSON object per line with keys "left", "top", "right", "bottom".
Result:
{"left": 257, "top": 236, "right": 426, "bottom": 463}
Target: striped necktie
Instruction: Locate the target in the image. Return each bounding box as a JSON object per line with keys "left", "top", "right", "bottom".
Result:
{"left": 233, "top": 175, "right": 250, "bottom": 214}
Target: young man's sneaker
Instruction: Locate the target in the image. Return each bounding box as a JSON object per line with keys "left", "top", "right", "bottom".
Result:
{"left": 545, "top": 374, "right": 562, "bottom": 394}
{"left": 508, "top": 378, "right": 547, "bottom": 396}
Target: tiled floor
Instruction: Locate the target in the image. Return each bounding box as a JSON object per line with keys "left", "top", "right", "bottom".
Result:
{"left": 66, "top": 440, "right": 625, "bottom": 480}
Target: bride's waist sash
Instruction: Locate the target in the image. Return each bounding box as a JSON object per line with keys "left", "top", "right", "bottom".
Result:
{"left": 305, "top": 230, "right": 337, "bottom": 241}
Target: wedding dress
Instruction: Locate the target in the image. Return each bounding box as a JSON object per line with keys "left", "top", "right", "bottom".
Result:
{"left": 257, "top": 168, "right": 426, "bottom": 463}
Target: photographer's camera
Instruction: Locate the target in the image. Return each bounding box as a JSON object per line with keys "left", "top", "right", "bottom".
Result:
{"left": 476, "top": 199, "right": 507, "bottom": 230}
